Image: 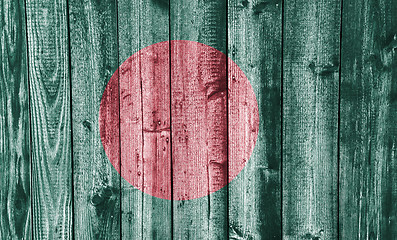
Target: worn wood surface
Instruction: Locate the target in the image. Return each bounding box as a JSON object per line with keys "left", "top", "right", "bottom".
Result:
{"left": 170, "top": 1, "right": 228, "bottom": 239}
{"left": 0, "top": 0, "right": 31, "bottom": 239}
{"left": 282, "top": 0, "right": 341, "bottom": 239}
{"left": 117, "top": 1, "right": 142, "bottom": 238}
{"left": 139, "top": 42, "right": 171, "bottom": 239}
{"left": 228, "top": 0, "right": 282, "bottom": 239}
{"left": 117, "top": 0, "right": 171, "bottom": 239}
{"left": 25, "top": 0, "right": 72, "bottom": 239}
{"left": 339, "top": 0, "right": 397, "bottom": 238}
{"left": 2, "top": 0, "right": 397, "bottom": 239}
{"left": 68, "top": 0, "right": 120, "bottom": 239}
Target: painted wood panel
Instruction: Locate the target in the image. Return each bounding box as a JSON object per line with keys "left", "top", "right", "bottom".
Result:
{"left": 117, "top": 2, "right": 142, "bottom": 238}
{"left": 282, "top": 0, "right": 341, "bottom": 239}
{"left": 228, "top": 0, "right": 282, "bottom": 239}
{"left": 2, "top": 1, "right": 397, "bottom": 239}
{"left": 68, "top": 0, "right": 120, "bottom": 239}
{"left": 170, "top": 1, "right": 228, "bottom": 239}
{"left": 140, "top": 42, "right": 172, "bottom": 239}
{"left": 339, "top": 0, "right": 397, "bottom": 238}
{"left": 25, "top": 0, "right": 72, "bottom": 239}
{"left": 117, "top": 0, "right": 171, "bottom": 239}
{"left": 0, "top": 0, "right": 31, "bottom": 238}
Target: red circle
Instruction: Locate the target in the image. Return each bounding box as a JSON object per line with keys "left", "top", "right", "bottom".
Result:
{"left": 99, "top": 40, "right": 259, "bottom": 200}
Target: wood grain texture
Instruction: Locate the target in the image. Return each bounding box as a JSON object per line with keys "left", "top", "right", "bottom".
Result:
{"left": 8, "top": 1, "right": 397, "bottom": 239}
{"left": 117, "top": 0, "right": 171, "bottom": 239}
{"left": 339, "top": 0, "right": 397, "bottom": 238}
{"left": 282, "top": 0, "right": 340, "bottom": 239}
{"left": 170, "top": 1, "right": 228, "bottom": 239}
{"left": 117, "top": 2, "right": 142, "bottom": 236}
{"left": 140, "top": 42, "right": 172, "bottom": 239}
{"left": 228, "top": 0, "right": 282, "bottom": 239}
{"left": 0, "top": 0, "right": 31, "bottom": 238}
{"left": 26, "top": 0, "right": 72, "bottom": 238}
{"left": 68, "top": 0, "right": 120, "bottom": 239}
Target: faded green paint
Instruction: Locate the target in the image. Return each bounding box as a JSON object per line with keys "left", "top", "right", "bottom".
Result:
{"left": 26, "top": 0, "right": 72, "bottom": 238}
{"left": 170, "top": 0, "right": 228, "bottom": 239}
{"left": 228, "top": 0, "right": 282, "bottom": 239}
{"left": 339, "top": 0, "right": 397, "bottom": 238}
{"left": 1, "top": 1, "right": 396, "bottom": 239}
{"left": 282, "top": 0, "right": 340, "bottom": 239}
{"left": 117, "top": 0, "right": 171, "bottom": 239}
{"left": 0, "top": 0, "right": 30, "bottom": 239}
{"left": 68, "top": 0, "right": 121, "bottom": 239}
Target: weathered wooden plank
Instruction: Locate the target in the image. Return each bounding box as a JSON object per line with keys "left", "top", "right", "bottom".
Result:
{"left": 170, "top": 0, "right": 228, "bottom": 238}
{"left": 339, "top": 0, "right": 397, "bottom": 238}
{"left": 228, "top": 0, "right": 282, "bottom": 238}
{"left": 25, "top": 0, "right": 72, "bottom": 239}
{"left": 170, "top": 40, "right": 228, "bottom": 240}
{"left": 282, "top": 0, "right": 340, "bottom": 239}
{"left": 115, "top": 43, "right": 173, "bottom": 239}
{"left": 118, "top": 45, "right": 143, "bottom": 240}
{"left": 140, "top": 42, "right": 172, "bottom": 239}
{"left": 117, "top": 0, "right": 171, "bottom": 239}
{"left": 118, "top": 3, "right": 143, "bottom": 239}
{"left": 68, "top": 0, "right": 120, "bottom": 239}
{"left": 0, "top": 0, "right": 31, "bottom": 238}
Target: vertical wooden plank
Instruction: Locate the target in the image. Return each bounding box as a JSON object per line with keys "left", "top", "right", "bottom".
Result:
{"left": 26, "top": 0, "right": 72, "bottom": 239}
{"left": 118, "top": 2, "right": 142, "bottom": 239}
{"left": 118, "top": 46, "right": 143, "bottom": 240}
{"left": 139, "top": 42, "right": 172, "bottom": 239}
{"left": 228, "top": 0, "right": 282, "bottom": 238}
{"left": 0, "top": 0, "right": 31, "bottom": 238}
{"left": 68, "top": 0, "right": 120, "bottom": 239}
{"left": 117, "top": 3, "right": 142, "bottom": 237}
{"left": 117, "top": 0, "right": 171, "bottom": 239}
{"left": 282, "top": 0, "right": 340, "bottom": 239}
{"left": 339, "top": 0, "right": 397, "bottom": 238}
{"left": 140, "top": 42, "right": 171, "bottom": 240}
{"left": 170, "top": 0, "right": 228, "bottom": 238}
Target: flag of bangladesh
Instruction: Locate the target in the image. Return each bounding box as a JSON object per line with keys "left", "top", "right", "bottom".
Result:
{"left": 2, "top": 0, "right": 396, "bottom": 239}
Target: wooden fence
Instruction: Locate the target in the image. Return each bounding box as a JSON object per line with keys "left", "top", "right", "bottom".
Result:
{"left": 1, "top": 0, "right": 396, "bottom": 239}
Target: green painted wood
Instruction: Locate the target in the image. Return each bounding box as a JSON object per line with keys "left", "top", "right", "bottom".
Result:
{"left": 282, "top": 0, "right": 340, "bottom": 239}
{"left": 0, "top": 0, "right": 31, "bottom": 238}
{"left": 117, "top": 2, "right": 142, "bottom": 239}
{"left": 139, "top": 43, "right": 171, "bottom": 239}
{"left": 25, "top": 0, "right": 72, "bottom": 238}
{"left": 117, "top": 0, "right": 171, "bottom": 239}
{"left": 339, "top": 0, "right": 397, "bottom": 238}
{"left": 228, "top": 0, "right": 282, "bottom": 239}
{"left": 170, "top": 1, "right": 228, "bottom": 239}
{"left": 68, "top": 0, "right": 120, "bottom": 239}
{"left": 11, "top": 1, "right": 397, "bottom": 239}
